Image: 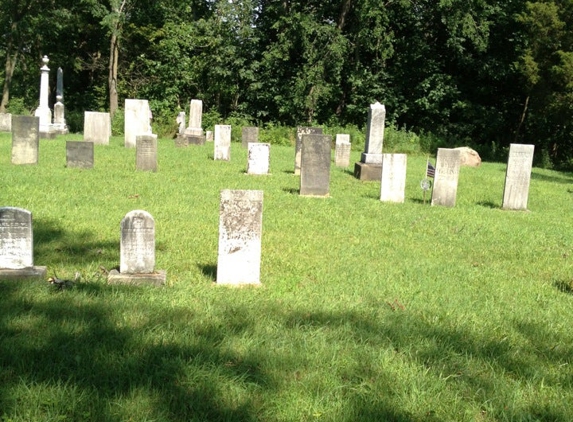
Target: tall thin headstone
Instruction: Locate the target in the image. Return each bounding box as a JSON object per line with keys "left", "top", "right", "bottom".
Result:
{"left": 176, "top": 112, "right": 186, "bottom": 134}
{"left": 217, "top": 190, "right": 263, "bottom": 285}
{"left": 34, "top": 56, "right": 54, "bottom": 137}
{"left": 335, "top": 134, "right": 351, "bottom": 167}
{"left": 295, "top": 127, "right": 322, "bottom": 175}
{"left": 83, "top": 111, "right": 111, "bottom": 145}
{"left": 300, "top": 134, "right": 332, "bottom": 197}
{"left": 380, "top": 154, "right": 407, "bottom": 203}
{"left": 431, "top": 148, "right": 461, "bottom": 207}
{"left": 247, "top": 143, "right": 270, "bottom": 175}
{"left": 124, "top": 99, "right": 152, "bottom": 148}
{"left": 136, "top": 134, "right": 158, "bottom": 172}
{"left": 502, "top": 144, "right": 535, "bottom": 210}
{"left": 11, "top": 116, "right": 39, "bottom": 165}
{"left": 184, "top": 99, "right": 203, "bottom": 137}
{"left": 52, "top": 67, "right": 68, "bottom": 135}
{"left": 66, "top": 141, "right": 94, "bottom": 169}
{"left": 242, "top": 127, "right": 259, "bottom": 148}
{"left": 214, "top": 125, "right": 231, "bottom": 161}
{"left": 354, "top": 102, "right": 385, "bottom": 180}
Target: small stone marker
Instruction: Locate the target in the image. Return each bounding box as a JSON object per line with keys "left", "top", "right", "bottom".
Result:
{"left": 206, "top": 130, "right": 213, "bottom": 142}
{"left": 214, "top": 125, "right": 231, "bottom": 161}
{"left": 66, "top": 141, "right": 94, "bottom": 169}
{"left": 11, "top": 115, "right": 39, "bottom": 165}
{"left": 295, "top": 127, "right": 322, "bottom": 175}
{"left": 354, "top": 102, "right": 385, "bottom": 180}
{"left": 502, "top": 144, "right": 535, "bottom": 210}
{"left": 136, "top": 134, "right": 158, "bottom": 172}
{"left": 247, "top": 143, "right": 270, "bottom": 175}
{"left": 431, "top": 148, "right": 461, "bottom": 207}
{"left": 300, "top": 134, "right": 332, "bottom": 197}
{"left": 335, "top": 134, "right": 351, "bottom": 167}
{"left": 124, "top": 99, "right": 152, "bottom": 148}
{"left": 84, "top": 112, "right": 111, "bottom": 145}
{"left": 217, "top": 190, "right": 263, "bottom": 285}
{"left": 380, "top": 154, "right": 407, "bottom": 203}
{"left": 0, "top": 113, "right": 12, "bottom": 132}
{"left": 108, "top": 210, "right": 166, "bottom": 286}
{"left": 241, "top": 127, "right": 259, "bottom": 148}
{"left": 0, "top": 207, "right": 46, "bottom": 280}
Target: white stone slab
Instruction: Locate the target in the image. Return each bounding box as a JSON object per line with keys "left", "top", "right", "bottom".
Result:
{"left": 247, "top": 143, "right": 270, "bottom": 175}
{"left": 124, "top": 99, "right": 152, "bottom": 148}
{"left": 214, "top": 125, "right": 231, "bottom": 161}
{"left": 0, "top": 207, "right": 33, "bottom": 269}
{"left": 431, "top": 148, "right": 461, "bottom": 207}
{"left": 502, "top": 144, "right": 535, "bottom": 210}
{"left": 120, "top": 210, "right": 155, "bottom": 274}
{"left": 11, "top": 116, "right": 39, "bottom": 165}
{"left": 84, "top": 111, "right": 111, "bottom": 145}
{"left": 380, "top": 154, "right": 407, "bottom": 203}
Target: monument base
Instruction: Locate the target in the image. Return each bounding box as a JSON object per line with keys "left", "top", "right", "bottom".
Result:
{"left": 40, "top": 131, "right": 56, "bottom": 139}
{"left": 0, "top": 266, "right": 47, "bottom": 281}
{"left": 108, "top": 269, "right": 166, "bottom": 286}
{"left": 174, "top": 134, "right": 188, "bottom": 147}
{"left": 186, "top": 135, "right": 206, "bottom": 145}
{"left": 354, "top": 162, "right": 382, "bottom": 181}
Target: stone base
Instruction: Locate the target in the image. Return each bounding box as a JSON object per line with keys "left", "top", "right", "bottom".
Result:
{"left": 0, "top": 266, "right": 47, "bottom": 281}
{"left": 108, "top": 269, "right": 166, "bottom": 286}
{"left": 174, "top": 134, "right": 188, "bottom": 147}
{"left": 40, "top": 131, "right": 56, "bottom": 139}
{"left": 354, "top": 162, "right": 382, "bottom": 181}
{"left": 187, "top": 135, "right": 206, "bottom": 145}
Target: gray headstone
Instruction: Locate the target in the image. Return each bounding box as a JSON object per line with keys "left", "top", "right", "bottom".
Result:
{"left": 431, "top": 148, "right": 461, "bottom": 207}
{"left": 11, "top": 115, "right": 39, "bottom": 165}
{"left": 176, "top": 112, "right": 186, "bottom": 134}
{"left": 214, "top": 125, "right": 231, "bottom": 161}
{"left": 136, "top": 134, "right": 158, "bottom": 172}
{"left": 247, "top": 143, "right": 270, "bottom": 175}
{"left": 502, "top": 144, "right": 535, "bottom": 210}
{"left": 0, "top": 207, "right": 33, "bottom": 269}
{"left": 206, "top": 130, "right": 213, "bottom": 142}
{"left": 295, "top": 127, "right": 322, "bottom": 175}
{"left": 335, "top": 134, "right": 351, "bottom": 167}
{"left": 120, "top": 210, "right": 156, "bottom": 274}
{"left": 380, "top": 154, "right": 407, "bottom": 203}
{"left": 217, "top": 190, "right": 263, "bottom": 285}
{"left": 125, "top": 99, "right": 152, "bottom": 148}
{"left": 361, "top": 102, "right": 385, "bottom": 164}
{"left": 241, "top": 127, "right": 259, "bottom": 148}
{"left": 300, "top": 134, "right": 332, "bottom": 197}
{"left": 66, "top": 141, "right": 94, "bottom": 169}
{"left": 0, "top": 113, "right": 12, "bottom": 132}
{"left": 84, "top": 111, "right": 111, "bottom": 145}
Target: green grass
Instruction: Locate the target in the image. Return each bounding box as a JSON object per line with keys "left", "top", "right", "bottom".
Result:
{"left": 1, "top": 132, "right": 573, "bottom": 421}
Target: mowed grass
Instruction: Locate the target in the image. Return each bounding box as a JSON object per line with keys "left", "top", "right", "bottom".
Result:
{"left": 1, "top": 132, "right": 573, "bottom": 421}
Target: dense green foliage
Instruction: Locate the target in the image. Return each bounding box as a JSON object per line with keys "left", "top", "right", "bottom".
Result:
{"left": 1, "top": 1, "right": 573, "bottom": 166}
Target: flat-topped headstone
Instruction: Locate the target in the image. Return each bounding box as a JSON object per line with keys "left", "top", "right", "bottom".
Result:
{"left": 66, "top": 141, "right": 94, "bottom": 169}
{"left": 84, "top": 112, "right": 111, "bottom": 145}
{"left": 354, "top": 102, "right": 385, "bottom": 180}
{"left": 247, "top": 143, "right": 270, "bottom": 175}
{"left": 241, "top": 127, "right": 259, "bottom": 148}
{"left": 184, "top": 99, "right": 203, "bottom": 136}
{"left": 295, "top": 127, "right": 322, "bottom": 175}
{"left": 0, "top": 113, "right": 12, "bottom": 132}
{"left": 136, "top": 134, "right": 158, "bottom": 172}
{"left": 300, "top": 134, "right": 332, "bottom": 197}
{"left": 124, "top": 99, "right": 152, "bottom": 148}
{"left": 214, "top": 125, "right": 231, "bottom": 161}
{"left": 11, "top": 115, "right": 39, "bottom": 165}
{"left": 431, "top": 148, "right": 461, "bottom": 207}
{"left": 217, "top": 190, "right": 263, "bottom": 285}
{"left": 335, "top": 134, "right": 351, "bottom": 167}
{"left": 380, "top": 154, "right": 407, "bottom": 203}
{"left": 502, "top": 144, "right": 535, "bottom": 210}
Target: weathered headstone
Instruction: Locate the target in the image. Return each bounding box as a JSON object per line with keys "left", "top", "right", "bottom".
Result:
{"left": 0, "top": 113, "right": 12, "bottom": 132}
{"left": 354, "top": 102, "right": 385, "bottom": 180}
{"left": 0, "top": 207, "right": 46, "bottom": 280}
{"left": 335, "top": 134, "right": 351, "bottom": 167}
{"left": 380, "top": 154, "right": 407, "bottom": 203}
{"left": 295, "top": 127, "right": 322, "bottom": 175}
{"left": 124, "top": 99, "right": 152, "bottom": 148}
{"left": 206, "top": 130, "right": 213, "bottom": 142}
{"left": 108, "top": 210, "right": 166, "bottom": 286}
{"left": 217, "top": 190, "right": 263, "bottom": 285}
{"left": 52, "top": 67, "right": 69, "bottom": 135}
{"left": 247, "top": 143, "right": 270, "bottom": 175}
{"left": 34, "top": 56, "right": 54, "bottom": 138}
{"left": 214, "top": 125, "right": 231, "bottom": 161}
{"left": 66, "top": 141, "right": 94, "bottom": 169}
{"left": 241, "top": 127, "right": 259, "bottom": 148}
{"left": 11, "top": 116, "right": 39, "bottom": 165}
{"left": 136, "top": 134, "right": 158, "bottom": 172}
{"left": 184, "top": 99, "right": 203, "bottom": 137}
{"left": 84, "top": 112, "right": 111, "bottom": 145}
{"left": 502, "top": 144, "right": 535, "bottom": 210}
{"left": 431, "top": 148, "right": 461, "bottom": 207}
{"left": 300, "top": 134, "right": 332, "bottom": 197}
{"left": 176, "top": 112, "right": 186, "bottom": 134}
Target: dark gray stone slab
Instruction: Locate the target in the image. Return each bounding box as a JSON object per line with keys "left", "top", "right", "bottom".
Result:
{"left": 11, "top": 116, "right": 39, "bottom": 165}
{"left": 431, "top": 148, "right": 461, "bottom": 207}
{"left": 300, "top": 134, "right": 331, "bottom": 197}
{"left": 136, "top": 134, "right": 158, "bottom": 172}
{"left": 353, "top": 162, "right": 382, "bottom": 181}
{"left": 502, "top": 144, "right": 535, "bottom": 210}
{"left": 295, "top": 127, "right": 322, "bottom": 175}
{"left": 66, "top": 141, "right": 94, "bottom": 169}
{"left": 241, "top": 127, "right": 259, "bottom": 148}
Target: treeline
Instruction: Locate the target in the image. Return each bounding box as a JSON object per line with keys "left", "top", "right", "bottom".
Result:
{"left": 1, "top": 0, "right": 572, "bottom": 167}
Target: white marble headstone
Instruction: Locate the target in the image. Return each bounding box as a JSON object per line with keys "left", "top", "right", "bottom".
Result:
{"left": 380, "top": 154, "right": 407, "bottom": 203}
{"left": 0, "top": 207, "right": 33, "bottom": 269}
{"left": 502, "top": 144, "right": 535, "bottom": 210}
{"left": 214, "top": 125, "right": 231, "bottom": 161}
{"left": 247, "top": 143, "right": 270, "bottom": 175}
{"left": 84, "top": 111, "right": 111, "bottom": 145}
{"left": 124, "top": 99, "right": 152, "bottom": 148}
{"left": 431, "top": 148, "right": 461, "bottom": 207}
{"left": 120, "top": 210, "right": 155, "bottom": 274}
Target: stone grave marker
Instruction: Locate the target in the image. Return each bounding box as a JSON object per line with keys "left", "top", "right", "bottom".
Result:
{"left": 176, "top": 112, "right": 186, "bottom": 134}
{"left": 502, "top": 144, "right": 535, "bottom": 210}
{"left": 295, "top": 126, "right": 322, "bottom": 175}
{"left": 431, "top": 148, "right": 461, "bottom": 207}
{"left": 66, "top": 141, "right": 94, "bottom": 169}
{"left": 184, "top": 99, "right": 203, "bottom": 137}
{"left": 217, "top": 190, "right": 263, "bottom": 285}
{"left": 136, "top": 134, "right": 158, "bottom": 172}
{"left": 84, "top": 112, "right": 111, "bottom": 145}
{"left": 0, "top": 113, "right": 12, "bottom": 132}
{"left": 380, "top": 154, "right": 407, "bottom": 203}
{"left": 11, "top": 115, "right": 39, "bottom": 165}
{"left": 206, "top": 130, "right": 213, "bottom": 142}
{"left": 247, "top": 143, "right": 270, "bottom": 175}
{"left": 52, "top": 67, "right": 69, "bottom": 135}
{"left": 335, "top": 134, "right": 351, "bottom": 167}
{"left": 354, "top": 102, "right": 385, "bottom": 180}
{"left": 300, "top": 134, "right": 332, "bottom": 197}
{"left": 214, "top": 125, "right": 231, "bottom": 161}
{"left": 34, "top": 56, "right": 54, "bottom": 137}
{"left": 242, "top": 127, "right": 259, "bottom": 148}
{"left": 124, "top": 99, "right": 152, "bottom": 148}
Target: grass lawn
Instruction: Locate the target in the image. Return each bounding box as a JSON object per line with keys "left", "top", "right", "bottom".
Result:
{"left": 1, "top": 132, "right": 572, "bottom": 421}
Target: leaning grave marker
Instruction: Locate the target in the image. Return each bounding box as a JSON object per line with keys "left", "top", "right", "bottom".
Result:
{"left": 502, "top": 144, "right": 535, "bottom": 211}
{"left": 431, "top": 148, "right": 461, "bottom": 207}
{"left": 300, "top": 134, "right": 332, "bottom": 197}
{"left": 11, "top": 115, "right": 39, "bottom": 165}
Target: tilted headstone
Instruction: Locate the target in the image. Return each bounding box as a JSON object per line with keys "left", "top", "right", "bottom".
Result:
{"left": 431, "top": 148, "right": 461, "bottom": 207}
{"left": 247, "top": 143, "right": 270, "bottom": 175}
{"left": 354, "top": 102, "right": 385, "bottom": 180}
{"left": 0, "top": 113, "right": 12, "bottom": 132}
{"left": 380, "top": 154, "right": 407, "bottom": 203}
{"left": 124, "top": 99, "right": 152, "bottom": 148}
{"left": 217, "top": 190, "right": 263, "bottom": 285}
{"left": 184, "top": 99, "right": 203, "bottom": 137}
{"left": 136, "top": 134, "right": 158, "bottom": 172}
{"left": 34, "top": 56, "right": 54, "bottom": 137}
{"left": 84, "top": 112, "right": 111, "bottom": 145}
{"left": 214, "top": 125, "right": 231, "bottom": 161}
{"left": 241, "top": 127, "right": 259, "bottom": 148}
{"left": 295, "top": 127, "right": 322, "bottom": 175}
{"left": 11, "top": 115, "right": 39, "bottom": 165}
{"left": 300, "top": 134, "right": 332, "bottom": 197}
{"left": 502, "top": 144, "right": 535, "bottom": 210}
{"left": 335, "top": 134, "right": 351, "bottom": 167}
{"left": 0, "top": 207, "right": 46, "bottom": 280}
{"left": 66, "top": 141, "right": 94, "bottom": 169}
{"left": 206, "top": 130, "right": 213, "bottom": 142}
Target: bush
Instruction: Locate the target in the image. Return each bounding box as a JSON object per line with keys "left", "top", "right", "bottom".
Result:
{"left": 111, "top": 109, "right": 125, "bottom": 136}
{"left": 5, "top": 97, "right": 31, "bottom": 115}
{"left": 259, "top": 122, "right": 295, "bottom": 146}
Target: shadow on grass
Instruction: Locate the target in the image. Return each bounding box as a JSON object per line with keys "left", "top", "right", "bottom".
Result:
{"left": 281, "top": 187, "right": 299, "bottom": 195}
{"left": 531, "top": 170, "right": 573, "bottom": 184}
{"left": 476, "top": 200, "right": 499, "bottom": 209}
{"left": 554, "top": 280, "right": 573, "bottom": 294}
{"left": 198, "top": 263, "right": 217, "bottom": 281}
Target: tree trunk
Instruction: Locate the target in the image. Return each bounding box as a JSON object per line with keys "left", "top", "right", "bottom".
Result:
{"left": 0, "top": 28, "right": 19, "bottom": 113}
{"left": 514, "top": 95, "right": 530, "bottom": 143}
{"left": 337, "top": 0, "right": 352, "bottom": 30}
{"left": 109, "top": 31, "right": 119, "bottom": 118}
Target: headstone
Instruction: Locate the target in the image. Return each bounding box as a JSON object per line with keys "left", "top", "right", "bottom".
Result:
{"left": 0, "top": 113, "right": 12, "bottom": 132}
{"left": 52, "top": 67, "right": 68, "bottom": 135}
{"left": 295, "top": 127, "right": 322, "bottom": 175}
{"left": 241, "top": 127, "right": 259, "bottom": 148}
{"left": 176, "top": 112, "right": 186, "bottom": 134}
{"left": 206, "top": 130, "right": 213, "bottom": 142}
{"left": 83, "top": 112, "right": 111, "bottom": 145}
{"left": 247, "top": 143, "right": 270, "bottom": 175}
{"left": 214, "top": 125, "right": 231, "bottom": 161}
{"left": 136, "top": 134, "right": 158, "bottom": 172}
{"left": 380, "top": 154, "right": 407, "bottom": 203}
{"left": 431, "top": 148, "right": 461, "bottom": 207}
{"left": 354, "top": 102, "right": 385, "bottom": 180}
{"left": 11, "top": 115, "right": 39, "bottom": 165}
{"left": 34, "top": 56, "right": 54, "bottom": 137}
{"left": 184, "top": 99, "right": 203, "bottom": 137}
{"left": 66, "top": 141, "right": 94, "bottom": 169}
{"left": 0, "top": 207, "right": 46, "bottom": 280}
{"left": 124, "top": 99, "right": 152, "bottom": 148}
{"left": 217, "top": 190, "right": 263, "bottom": 285}
{"left": 335, "top": 134, "right": 351, "bottom": 167}
{"left": 502, "top": 144, "right": 535, "bottom": 210}
{"left": 108, "top": 210, "right": 166, "bottom": 286}
{"left": 300, "top": 134, "right": 332, "bottom": 197}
